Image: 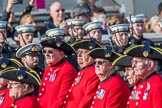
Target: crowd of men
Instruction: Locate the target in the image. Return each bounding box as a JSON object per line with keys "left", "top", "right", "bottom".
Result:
{"left": 0, "top": 0, "right": 162, "bottom": 108}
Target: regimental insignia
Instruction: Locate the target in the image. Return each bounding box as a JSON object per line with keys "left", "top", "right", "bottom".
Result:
{"left": 131, "top": 90, "right": 139, "bottom": 100}
{"left": 0, "top": 96, "right": 4, "bottom": 105}
{"left": 49, "top": 73, "right": 56, "bottom": 82}
{"left": 89, "top": 45, "right": 93, "bottom": 50}
{"left": 105, "top": 53, "right": 110, "bottom": 58}
{"left": 31, "top": 45, "right": 38, "bottom": 52}
{"left": 75, "top": 76, "right": 82, "bottom": 85}
{"left": 56, "top": 42, "right": 61, "bottom": 47}
{"left": 143, "top": 83, "right": 150, "bottom": 100}
{"left": 143, "top": 50, "right": 149, "bottom": 57}
{"left": 96, "top": 89, "right": 105, "bottom": 99}
{"left": 1, "top": 63, "right": 7, "bottom": 68}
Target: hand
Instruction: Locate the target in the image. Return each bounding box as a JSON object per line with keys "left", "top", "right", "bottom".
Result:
{"left": 6, "top": 0, "right": 17, "bottom": 12}
{"left": 29, "top": 0, "right": 35, "bottom": 6}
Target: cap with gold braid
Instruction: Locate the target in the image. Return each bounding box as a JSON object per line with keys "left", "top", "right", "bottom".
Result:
{"left": 71, "top": 38, "right": 103, "bottom": 51}
{"left": 124, "top": 42, "right": 162, "bottom": 60}
{"left": 0, "top": 58, "right": 41, "bottom": 86}
{"left": 109, "top": 24, "right": 129, "bottom": 34}
{"left": 15, "top": 24, "right": 35, "bottom": 34}
{"left": 16, "top": 43, "right": 42, "bottom": 58}
{"left": 45, "top": 28, "right": 66, "bottom": 38}
{"left": 112, "top": 55, "right": 132, "bottom": 66}
{"left": 66, "top": 19, "right": 85, "bottom": 26}
{"left": 87, "top": 47, "right": 121, "bottom": 61}
{"left": 41, "top": 36, "right": 76, "bottom": 54}
{"left": 83, "top": 21, "right": 102, "bottom": 33}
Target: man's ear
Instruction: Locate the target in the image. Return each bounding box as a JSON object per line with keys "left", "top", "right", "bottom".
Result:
{"left": 21, "top": 57, "right": 26, "bottom": 63}
{"left": 148, "top": 60, "right": 155, "bottom": 71}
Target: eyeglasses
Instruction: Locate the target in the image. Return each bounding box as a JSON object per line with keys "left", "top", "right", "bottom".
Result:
{"left": 42, "top": 50, "right": 54, "bottom": 54}
{"left": 94, "top": 60, "right": 108, "bottom": 65}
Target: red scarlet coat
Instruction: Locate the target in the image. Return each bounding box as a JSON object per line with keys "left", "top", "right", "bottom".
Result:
{"left": 91, "top": 73, "right": 130, "bottom": 108}
{"left": 0, "top": 88, "right": 13, "bottom": 108}
{"left": 37, "top": 59, "right": 77, "bottom": 108}
{"left": 127, "top": 73, "right": 162, "bottom": 108}
{"left": 64, "top": 65, "right": 99, "bottom": 108}
{"left": 11, "top": 93, "right": 40, "bottom": 108}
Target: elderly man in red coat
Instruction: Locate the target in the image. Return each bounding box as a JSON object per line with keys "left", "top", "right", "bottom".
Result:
{"left": 38, "top": 36, "right": 77, "bottom": 108}
{"left": 0, "top": 58, "right": 41, "bottom": 108}
{"left": 0, "top": 57, "right": 13, "bottom": 108}
{"left": 88, "top": 47, "right": 130, "bottom": 108}
{"left": 64, "top": 39, "right": 102, "bottom": 108}
{"left": 123, "top": 42, "right": 162, "bottom": 108}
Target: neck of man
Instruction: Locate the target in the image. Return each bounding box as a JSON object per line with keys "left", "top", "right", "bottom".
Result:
{"left": 99, "top": 68, "right": 115, "bottom": 82}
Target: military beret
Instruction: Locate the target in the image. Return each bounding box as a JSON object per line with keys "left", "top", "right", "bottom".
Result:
{"left": 83, "top": 21, "right": 102, "bottom": 33}
{"left": 15, "top": 24, "right": 35, "bottom": 34}
{"left": 16, "top": 43, "right": 42, "bottom": 58}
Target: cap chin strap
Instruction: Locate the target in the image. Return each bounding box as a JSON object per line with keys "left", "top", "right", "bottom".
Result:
{"left": 20, "top": 33, "right": 27, "bottom": 45}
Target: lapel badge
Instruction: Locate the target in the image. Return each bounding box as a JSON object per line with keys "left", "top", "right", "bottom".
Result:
{"left": 49, "top": 73, "right": 56, "bottom": 82}
{"left": 75, "top": 76, "right": 81, "bottom": 85}
{"left": 143, "top": 83, "right": 150, "bottom": 100}
{"left": 96, "top": 89, "right": 105, "bottom": 99}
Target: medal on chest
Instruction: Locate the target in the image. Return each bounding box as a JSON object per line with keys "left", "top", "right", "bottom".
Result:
{"left": 131, "top": 90, "right": 140, "bottom": 100}
{"left": 143, "top": 83, "right": 150, "bottom": 100}
{"left": 49, "top": 73, "right": 57, "bottom": 82}
{"left": 49, "top": 68, "right": 59, "bottom": 82}
{"left": 96, "top": 89, "right": 105, "bottom": 99}
{"left": 0, "top": 94, "right": 5, "bottom": 105}
{"left": 75, "top": 72, "right": 83, "bottom": 85}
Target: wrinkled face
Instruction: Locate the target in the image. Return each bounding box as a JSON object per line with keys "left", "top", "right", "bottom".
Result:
{"left": 77, "top": 48, "right": 94, "bottom": 68}
{"left": 0, "top": 29, "right": 7, "bottom": 45}
{"left": 0, "top": 73, "right": 8, "bottom": 88}
{"left": 131, "top": 57, "right": 152, "bottom": 78}
{"left": 133, "top": 23, "right": 144, "bottom": 39}
{"left": 43, "top": 47, "right": 64, "bottom": 66}
{"left": 88, "top": 29, "right": 102, "bottom": 42}
{"left": 124, "top": 67, "right": 140, "bottom": 85}
{"left": 18, "top": 32, "right": 34, "bottom": 45}
{"left": 94, "top": 58, "right": 112, "bottom": 77}
{"left": 50, "top": 3, "right": 65, "bottom": 23}
{"left": 8, "top": 80, "right": 24, "bottom": 99}
{"left": 112, "top": 32, "right": 129, "bottom": 47}
{"left": 22, "top": 54, "right": 39, "bottom": 69}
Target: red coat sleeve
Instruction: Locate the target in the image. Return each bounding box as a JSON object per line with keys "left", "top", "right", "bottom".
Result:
{"left": 78, "top": 74, "right": 99, "bottom": 108}
{"left": 152, "top": 82, "right": 162, "bottom": 108}
{"left": 51, "top": 68, "right": 77, "bottom": 108}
